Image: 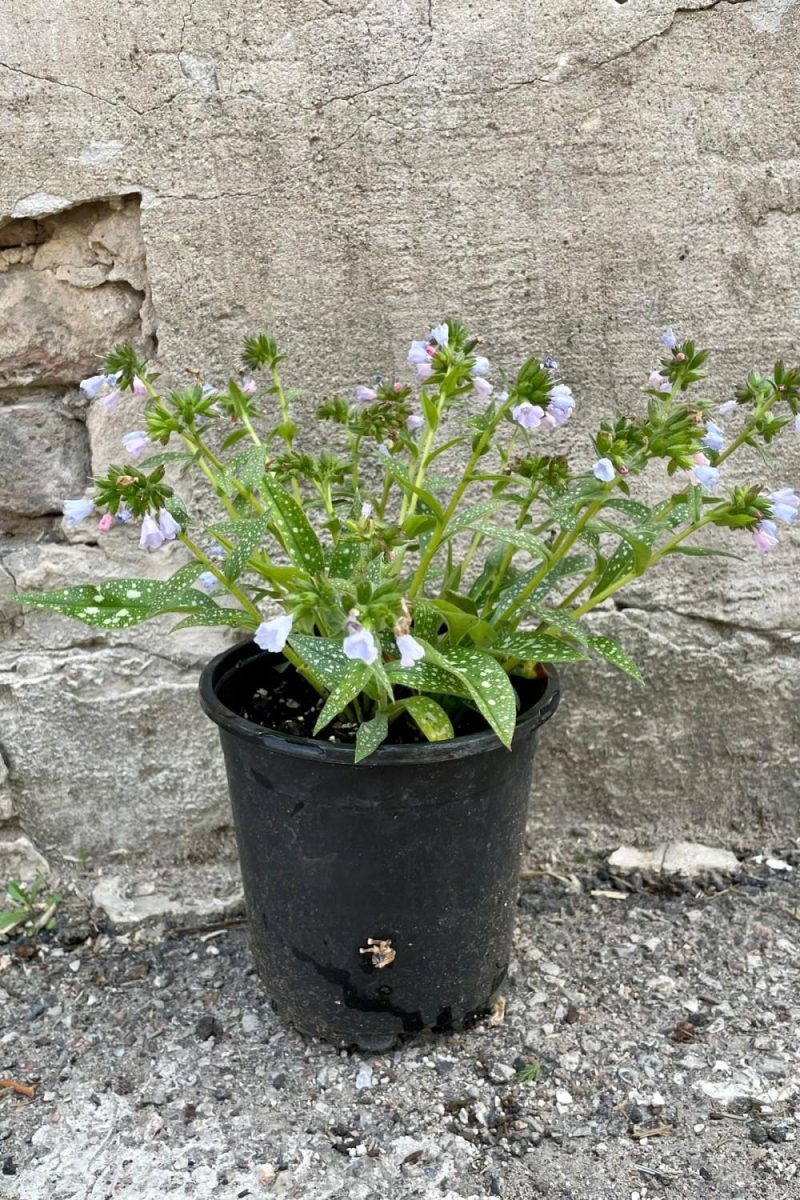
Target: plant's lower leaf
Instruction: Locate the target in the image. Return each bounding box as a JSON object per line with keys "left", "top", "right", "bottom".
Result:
{"left": 328, "top": 538, "right": 367, "bottom": 579}
{"left": 435, "top": 645, "right": 518, "bottom": 748}
{"left": 313, "top": 662, "right": 369, "bottom": 734}
{"left": 0, "top": 909, "right": 29, "bottom": 934}
{"left": 492, "top": 632, "right": 586, "bottom": 663}
{"left": 16, "top": 570, "right": 217, "bottom": 630}
{"left": 403, "top": 696, "right": 454, "bottom": 742}
{"left": 354, "top": 713, "right": 389, "bottom": 763}
{"left": 587, "top": 635, "right": 643, "bottom": 681}
{"left": 171, "top": 608, "right": 256, "bottom": 631}
{"left": 288, "top": 633, "right": 351, "bottom": 691}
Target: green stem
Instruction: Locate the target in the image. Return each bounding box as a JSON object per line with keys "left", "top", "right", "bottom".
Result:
{"left": 178, "top": 533, "right": 261, "bottom": 621}
{"left": 408, "top": 391, "right": 518, "bottom": 598}
{"left": 500, "top": 499, "right": 605, "bottom": 624}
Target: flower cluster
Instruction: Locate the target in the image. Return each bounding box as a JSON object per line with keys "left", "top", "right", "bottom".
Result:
{"left": 21, "top": 322, "right": 800, "bottom": 761}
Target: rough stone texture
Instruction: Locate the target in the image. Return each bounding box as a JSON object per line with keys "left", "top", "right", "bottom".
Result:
{"left": 2, "top": 0, "right": 800, "bottom": 861}
{"left": 608, "top": 840, "right": 741, "bottom": 878}
{"left": 0, "top": 399, "right": 89, "bottom": 522}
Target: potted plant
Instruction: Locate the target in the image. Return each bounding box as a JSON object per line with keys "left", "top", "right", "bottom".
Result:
{"left": 18, "top": 322, "right": 799, "bottom": 1048}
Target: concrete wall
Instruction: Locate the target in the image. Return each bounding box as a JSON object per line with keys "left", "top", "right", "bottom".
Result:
{"left": 2, "top": 0, "right": 799, "bottom": 864}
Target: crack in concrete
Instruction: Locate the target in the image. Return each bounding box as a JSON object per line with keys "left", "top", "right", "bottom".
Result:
{"left": 0, "top": 59, "right": 143, "bottom": 116}
{"left": 611, "top": 598, "right": 799, "bottom": 641}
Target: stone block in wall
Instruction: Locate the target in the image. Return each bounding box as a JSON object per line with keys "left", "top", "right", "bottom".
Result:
{"left": 0, "top": 194, "right": 153, "bottom": 390}
{"left": 0, "top": 398, "right": 90, "bottom": 523}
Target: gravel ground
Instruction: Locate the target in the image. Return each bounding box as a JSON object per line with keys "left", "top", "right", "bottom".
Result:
{"left": 1, "top": 848, "right": 799, "bottom": 1200}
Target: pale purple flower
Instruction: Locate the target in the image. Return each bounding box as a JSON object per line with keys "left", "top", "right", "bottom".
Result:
{"left": 753, "top": 519, "right": 778, "bottom": 555}
{"left": 592, "top": 458, "right": 615, "bottom": 483}
{"left": 471, "top": 355, "right": 491, "bottom": 377}
{"left": 688, "top": 452, "right": 719, "bottom": 491}
{"left": 511, "top": 402, "right": 544, "bottom": 431}
{"left": 702, "top": 420, "right": 725, "bottom": 453}
{"left": 360, "top": 501, "right": 374, "bottom": 520}
{"left": 473, "top": 376, "right": 493, "bottom": 399}
{"left": 497, "top": 390, "right": 509, "bottom": 403}
{"left": 196, "top": 572, "right": 218, "bottom": 593}
{"left": 80, "top": 371, "right": 120, "bottom": 400}
{"left": 428, "top": 322, "right": 449, "bottom": 346}
{"left": 121, "top": 430, "right": 151, "bottom": 461}
{"left": 541, "top": 356, "right": 558, "bottom": 370}
{"left": 132, "top": 376, "right": 149, "bottom": 397}
{"left": 395, "top": 633, "right": 424, "bottom": 669}
{"left": 355, "top": 385, "right": 377, "bottom": 403}
{"left": 158, "top": 508, "right": 181, "bottom": 540}
{"left": 139, "top": 515, "right": 165, "bottom": 550}
{"left": 254, "top": 613, "right": 293, "bottom": 652}
{"left": 407, "top": 340, "right": 431, "bottom": 367}
{"left": 719, "top": 399, "right": 738, "bottom": 416}
{"left": 415, "top": 361, "right": 434, "bottom": 382}
{"left": 241, "top": 378, "right": 258, "bottom": 397}
{"left": 769, "top": 487, "right": 800, "bottom": 525}
{"left": 406, "top": 413, "right": 424, "bottom": 431}
{"left": 377, "top": 443, "right": 390, "bottom": 457}
{"left": 209, "top": 543, "right": 224, "bottom": 558}
{"left": 548, "top": 383, "right": 575, "bottom": 416}
{"left": 342, "top": 624, "right": 378, "bottom": 665}
{"left": 97, "top": 513, "right": 114, "bottom": 533}
{"left": 62, "top": 498, "right": 94, "bottom": 526}
{"left": 660, "top": 328, "right": 678, "bottom": 350}
{"left": 648, "top": 370, "right": 671, "bottom": 393}
{"left": 795, "top": 413, "right": 800, "bottom": 434}
{"left": 116, "top": 506, "right": 132, "bottom": 524}
{"left": 100, "top": 388, "right": 122, "bottom": 412}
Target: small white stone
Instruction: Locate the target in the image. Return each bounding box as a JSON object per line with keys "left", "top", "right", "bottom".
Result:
{"left": 555, "top": 1088, "right": 573, "bottom": 1106}
{"left": 355, "top": 1064, "right": 374, "bottom": 1090}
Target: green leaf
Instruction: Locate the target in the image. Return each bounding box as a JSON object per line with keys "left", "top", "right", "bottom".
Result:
{"left": 313, "top": 662, "right": 369, "bottom": 734}
{"left": 6, "top": 881, "right": 29, "bottom": 908}
{"left": 528, "top": 605, "right": 590, "bottom": 644}
{"left": 492, "top": 632, "right": 586, "bottom": 663}
{"left": 354, "top": 714, "right": 389, "bottom": 763}
{"left": 385, "top": 659, "right": 472, "bottom": 700}
{"left": 590, "top": 530, "right": 653, "bottom": 599}
{"left": 0, "top": 909, "right": 28, "bottom": 934}
{"left": 403, "top": 696, "right": 454, "bottom": 742}
{"left": 668, "top": 545, "right": 744, "bottom": 561}
{"left": 463, "top": 520, "right": 549, "bottom": 559}
{"left": 442, "top": 500, "right": 510, "bottom": 540}
{"left": 16, "top": 569, "right": 216, "bottom": 630}
{"left": 260, "top": 477, "right": 324, "bottom": 574}
{"left": 163, "top": 493, "right": 189, "bottom": 530}
{"left": 214, "top": 515, "right": 271, "bottom": 582}
{"left": 412, "top": 600, "right": 443, "bottom": 641}
{"left": 604, "top": 497, "right": 652, "bottom": 523}
{"left": 329, "top": 539, "right": 367, "bottom": 580}
{"left": 288, "top": 633, "right": 350, "bottom": 690}
{"left": 438, "top": 645, "right": 518, "bottom": 748}
{"left": 587, "top": 635, "right": 643, "bottom": 682}
{"left": 171, "top": 608, "right": 256, "bottom": 631}
{"left": 496, "top": 554, "right": 592, "bottom": 617}
{"left": 428, "top": 599, "right": 478, "bottom": 644}
{"left": 221, "top": 445, "right": 269, "bottom": 494}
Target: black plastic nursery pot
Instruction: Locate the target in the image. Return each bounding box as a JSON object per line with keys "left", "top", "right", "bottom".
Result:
{"left": 199, "top": 640, "right": 560, "bottom": 1049}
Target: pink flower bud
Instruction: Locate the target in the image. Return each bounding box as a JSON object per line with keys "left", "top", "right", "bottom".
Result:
{"left": 97, "top": 513, "right": 114, "bottom": 532}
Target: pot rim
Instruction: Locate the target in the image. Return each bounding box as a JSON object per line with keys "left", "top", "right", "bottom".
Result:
{"left": 199, "top": 639, "right": 560, "bottom": 765}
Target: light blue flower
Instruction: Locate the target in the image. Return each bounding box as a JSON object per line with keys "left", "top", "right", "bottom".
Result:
{"left": 769, "top": 488, "right": 799, "bottom": 525}
{"left": 407, "top": 340, "right": 431, "bottom": 366}
{"left": 428, "top": 322, "right": 449, "bottom": 347}
{"left": 80, "top": 371, "right": 120, "bottom": 400}
{"left": 471, "top": 355, "right": 491, "bottom": 377}
{"left": 116, "top": 506, "right": 133, "bottom": 524}
{"left": 62, "top": 498, "right": 95, "bottom": 526}
{"left": 541, "top": 356, "right": 558, "bottom": 370}
{"left": 648, "top": 371, "right": 671, "bottom": 393}
{"left": 355, "top": 385, "right": 377, "bottom": 402}
{"left": 796, "top": 414, "right": 800, "bottom": 434}
{"left": 406, "top": 413, "right": 424, "bottom": 432}
{"left": 121, "top": 430, "right": 151, "bottom": 461}
{"left": 719, "top": 399, "right": 737, "bottom": 416}
{"left": 702, "top": 421, "right": 725, "bottom": 453}
{"left": 660, "top": 328, "right": 678, "bottom": 349}
{"left": 473, "top": 376, "right": 493, "bottom": 399}
{"left": 139, "top": 515, "right": 165, "bottom": 550}
{"left": 158, "top": 508, "right": 181, "bottom": 540}
{"left": 196, "top": 572, "right": 218, "bottom": 593}
{"left": 592, "top": 458, "right": 615, "bottom": 483}
{"left": 377, "top": 443, "right": 391, "bottom": 457}
{"left": 208, "top": 543, "right": 224, "bottom": 558}
{"left": 254, "top": 613, "right": 293, "bottom": 653}
{"left": 395, "top": 634, "right": 424, "bottom": 669}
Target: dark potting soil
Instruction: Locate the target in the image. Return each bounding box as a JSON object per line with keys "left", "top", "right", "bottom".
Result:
{"left": 237, "top": 662, "right": 495, "bottom": 746}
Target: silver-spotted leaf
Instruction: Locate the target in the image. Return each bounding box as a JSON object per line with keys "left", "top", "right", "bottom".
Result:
{"left": 354, "top": 713, "right": 389, "bottom": 763}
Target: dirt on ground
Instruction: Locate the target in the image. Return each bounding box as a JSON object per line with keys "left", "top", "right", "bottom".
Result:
{"left": 1, "top": 847, "right": 798, "bottom": 1200}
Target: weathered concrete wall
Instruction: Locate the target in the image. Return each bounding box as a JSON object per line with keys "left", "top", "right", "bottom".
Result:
{"left": 1, "top": 0, "right": 799, "bottom": 863}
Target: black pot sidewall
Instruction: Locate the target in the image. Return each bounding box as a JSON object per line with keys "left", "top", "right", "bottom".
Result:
{"left": 202, "top": 642, "right": 559, "bottom": 1046}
